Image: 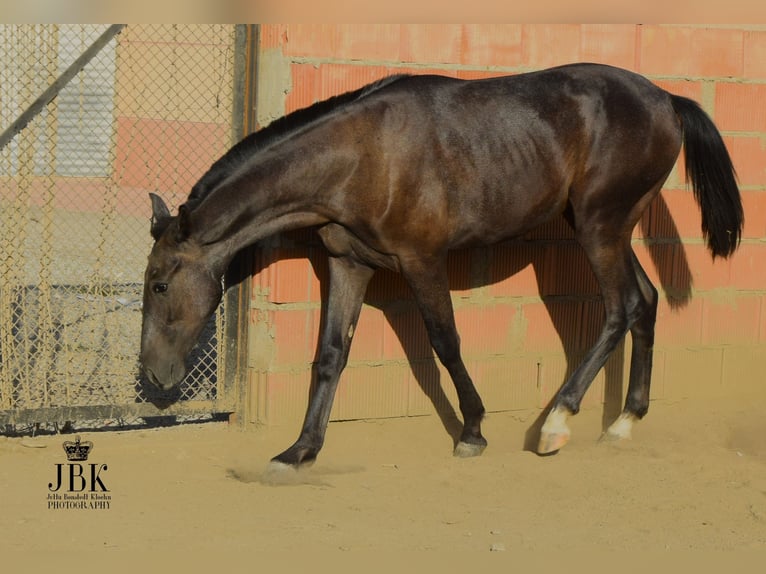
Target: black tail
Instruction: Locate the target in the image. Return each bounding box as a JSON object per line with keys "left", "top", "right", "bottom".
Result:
{"left": 671, "top": 95, "right": 743, "bottom": 258}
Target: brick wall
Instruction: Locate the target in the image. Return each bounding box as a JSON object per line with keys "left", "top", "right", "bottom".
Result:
{"left": 247, "top": 24, "right": 766, "bottom": 426}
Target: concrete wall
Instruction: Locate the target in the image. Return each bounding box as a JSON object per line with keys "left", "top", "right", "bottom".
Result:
{"left": 246, "top": 24, "right": 766, "bottom": 426}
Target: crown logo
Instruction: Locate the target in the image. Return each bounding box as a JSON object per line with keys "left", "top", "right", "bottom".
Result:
{"left": 62, "top": 435, "right": 93, "bottom": 462}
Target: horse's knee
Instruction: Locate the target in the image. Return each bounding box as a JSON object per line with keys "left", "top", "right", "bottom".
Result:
{"left": 315, "top": 344, "right": 347, "bottom": 381}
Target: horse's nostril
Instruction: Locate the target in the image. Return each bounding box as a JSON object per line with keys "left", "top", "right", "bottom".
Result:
{"left": 143, "top": 367, "right": 160, "bottom": 388}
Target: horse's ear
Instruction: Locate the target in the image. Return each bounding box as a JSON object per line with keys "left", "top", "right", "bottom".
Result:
{"left": 176, "top": 203, "right": 192, "bottom": 243}
{"left": 149, "top": 193, "right": 172, "bottom": 240}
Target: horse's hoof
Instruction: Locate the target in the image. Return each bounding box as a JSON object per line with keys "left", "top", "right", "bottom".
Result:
{"left": 538, "top": 406, "right": 572, "bottom": 455}
{"left": 453, "top": 441, "right": 487, "bottom": 458}
{"left": 270, "top": 443, "right": 318, "bottom": 468}
{"left": 537, "top": 431, "right": 570, "bottom": 455}
{"left": 266, "top": 460, "right": 300, "bottom": 473}
{"left": 600, "top": 412, "right": 638, "bottom": 443}
{"left": 598, "top": 431, "right": 621, "bottom": 444}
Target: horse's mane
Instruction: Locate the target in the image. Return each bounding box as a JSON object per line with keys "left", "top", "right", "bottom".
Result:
{"left": 185, "top": 73, "right": 411, "bottom": 211}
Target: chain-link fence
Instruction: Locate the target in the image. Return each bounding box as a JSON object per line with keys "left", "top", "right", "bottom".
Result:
{"left": 0, "top": 24, "right": 242, "bottom": 433}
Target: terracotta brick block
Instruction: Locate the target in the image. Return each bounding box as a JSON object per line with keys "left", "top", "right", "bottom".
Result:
{"left": 640, "top": 26, "right": 743, "bottom": 78}
{"left": 690, "top": 28, "right": 743, "bottom": 78}
{"left": 287, "top": 63, "right": 397, "bottom": 114}
{"left": 446, "top": 248, "right": 474, "bottom": 298}
{"left": 651, "top": 79, "right": 704, "bottom": 104}
{"left": 347, "top": 305, "right": 385, "bottom": 362}
{"left": 540, "top": 243, "right": 600, "bottom": 297}
{"left": 632, "top": 243, "right": 675, "bottom": 293}
{"left": 284, "top": 24, "right": 405, "bottom": 61}
{"left": 307, "top": 251, "right": 327, "bottom": 303}
{"left": 580, "top": 24, "right": 638, "bottom": 69}
{"left": 335, "top": 24, "right": 402, "bottom": 61}
{"left": 382, "top": 306, "right": 431, "bottom": 361}
{"left": 454, "top": 70, "right": 508, "bottom": 81}
{"left": 461, "top": 24, "right": 523, "bottom": 68}
{"left": 258, "top": 25, "right": 288, "bottom": 51}
{"left": 535, "top": 353, "right": 573, "bottom": 407}
{"left": 525, "top": 215, "right": 576, "bottom": 241}
{"left": 271, "top": 309, "right": 319, "bottom": 365}
{"left": 393, "top": 65, "right": 461, "bottom": 78}
{"left": 722, "top": 136, "right": 766, "bottom": 188}
{"left": 701, "top": 295, "right": 760, "bottom": 345}
{"left": 730, "top": 243, "right": 766, "bottom": 290}
{"left": 681, "top": 243, "right": 733, "bottom": 292}
{"left": 761, "top": 296, "right": 766, "bottom": 343}
{"left": 522, "top": 300, "right": 580, "bottom": 353}
{"left": 251, "top": 265, "right": 269, "bottom": 302}
{"left": 471, "top": 356, "right": 540, "bottom": 412}
{"left": 654, "top": 296, "right": 703, "bottom": 348}
{"left": 489, "top": 243, "right": 545, "bottom": 298}
{"left": 406, "top": 359, "right": 456, "bottom": 417}
{"left": 521, "top": 302, "right": 556, "bottom": 353}
{"left": 637, "top": 26, "right": 690, "bottom": 76}
{"left": 264, "top": 252, "right": 313, "bottom": 304}
{"left": 399, "top": 24, "right": 464, "bottom": 65}
{"left": 741, "top": 190, "right": 766, "bottom": 239}
{"left": 114, "top": 118, "right": 226, "bottom": 194}
{"left": 280, "top": 24, "right": 342, "bottom": 58}
{"left": 744, "top": 30, "right": 766, "bottom": 79}
{"left": 454, "top": 304, "right": 517, "bottom": 356}
{"left": 668, "top": 244, "right": 695, "bottom": 300}
{"left": 522, "top": 24, "right": 582, "bottom": 69}
{"left": 714, "top": 84, "right": 766, "bottom": 132}
{"left": 332, "top": 364, "right": 410, "bottom": 421}
{"left": 285, "top": 63, "right": 320, "bottom": 112}
{"left": 647, "top": 189, "right": 702, "bottom": 241}
{"left": 261, "top": 370, "right": 312, "bottom": 426}
{"left": 365, "top": 269, "right": 413, "bottom": 303}
{"left": 317, "top": 64, "right": 391, "bottom": 101}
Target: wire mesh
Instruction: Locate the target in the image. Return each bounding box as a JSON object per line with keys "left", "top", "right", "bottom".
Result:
{"left": 0, "top": 25, "right": 236, "bottom": 428}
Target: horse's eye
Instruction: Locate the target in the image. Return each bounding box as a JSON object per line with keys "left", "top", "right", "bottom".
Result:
{"left": 152, "top": 282, "right": 168, "bottom": 294}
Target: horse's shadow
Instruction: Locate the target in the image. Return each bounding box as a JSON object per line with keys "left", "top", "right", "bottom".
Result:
{"left": 252, "top": 193, "right": 691, "bottom": 452}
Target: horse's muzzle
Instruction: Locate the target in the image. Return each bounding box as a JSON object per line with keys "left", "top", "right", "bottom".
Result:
{"left": 141, "top": 361, "right": 184, "bottom": 392}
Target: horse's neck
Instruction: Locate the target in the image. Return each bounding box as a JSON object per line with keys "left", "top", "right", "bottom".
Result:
{"left": 190, "top": 134, "right": 353, "bottom": 273}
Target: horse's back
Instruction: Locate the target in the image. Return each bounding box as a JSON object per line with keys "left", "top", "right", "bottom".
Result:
{"left": 354, "top": 64, "right": 681, "bottom": 247}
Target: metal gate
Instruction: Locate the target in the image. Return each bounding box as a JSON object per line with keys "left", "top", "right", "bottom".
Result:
{"left": 0, "top": 24, "right": 249, "bottom": 432}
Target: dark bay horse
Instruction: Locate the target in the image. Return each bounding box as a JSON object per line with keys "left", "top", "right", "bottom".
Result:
{"left": 140, "top": 63, "right": 742, "bottom": 466}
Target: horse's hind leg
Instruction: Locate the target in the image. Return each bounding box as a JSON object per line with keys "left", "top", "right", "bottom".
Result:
{"left": 601, "top": 250, "right": 658, "bottom": 442}
{"left": 538, "top": 234, "right": 654, "bottom": 454}
{"left": 401, "top": 257, "right": 487, "bottom": 457}
{"left": 271, "top": 255, "right": 374, "bottom": 467}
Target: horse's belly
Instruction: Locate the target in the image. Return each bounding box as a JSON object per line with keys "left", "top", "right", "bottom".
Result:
{"left": 449, "top": 186, "right": 568, "bottom": 247}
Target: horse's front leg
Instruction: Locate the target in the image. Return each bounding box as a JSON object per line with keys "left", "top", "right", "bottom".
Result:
{"left": 402, "top": 257, "right": 487, "bottom": 457}
{"left": 270, "top": 255, "right": 374, "bottom": 468}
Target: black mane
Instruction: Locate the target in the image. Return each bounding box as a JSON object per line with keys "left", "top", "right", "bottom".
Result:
{"left": 185, "top": 74, "right": 410, "bottom": 211}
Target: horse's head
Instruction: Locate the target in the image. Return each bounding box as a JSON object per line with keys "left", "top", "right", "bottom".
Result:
{"left": 139, "top": 194, "right": 223, "bottom": 391}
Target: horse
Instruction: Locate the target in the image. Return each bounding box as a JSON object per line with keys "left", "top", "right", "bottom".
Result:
{"left": 140, "top": 63, "right": 742, "bottom": 467}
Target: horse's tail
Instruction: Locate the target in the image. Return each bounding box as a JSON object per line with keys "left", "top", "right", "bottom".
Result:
{"left": 671, "top": 95, "right": 743, "bottom": 258}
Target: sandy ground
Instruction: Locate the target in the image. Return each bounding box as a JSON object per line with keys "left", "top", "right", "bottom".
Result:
{"left": 2, "top": 390, "right": 766, "bottom": 560}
